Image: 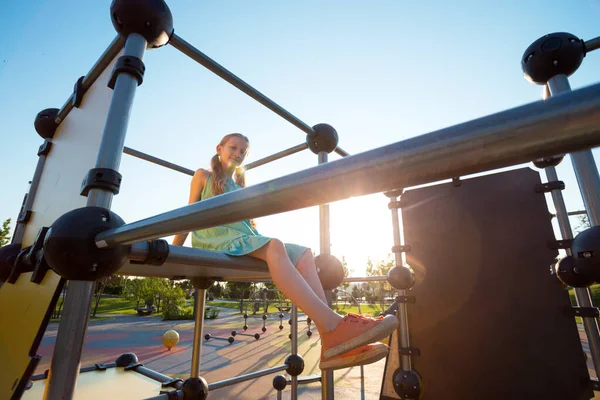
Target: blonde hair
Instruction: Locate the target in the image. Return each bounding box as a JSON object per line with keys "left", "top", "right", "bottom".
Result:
{"left": 210, "top": 133, "right": 249, "bottom": 196}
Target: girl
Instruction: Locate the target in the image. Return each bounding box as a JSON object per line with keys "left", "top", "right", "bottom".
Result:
{"left": 172, "top": 133, "right": 398, "bottom": 370}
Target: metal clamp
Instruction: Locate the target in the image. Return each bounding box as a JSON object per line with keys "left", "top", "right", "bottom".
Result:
{"left": 392, "top": 245, "right": 411, "bottom": 253}
{"left": 130, "top": 239, "right": 170, "bottom": 266}
{"left": 108, "top": 55, "right": 145, "bottom": 89}
{"left": 535, "top": 181, "right": 565, "bottom": 193}
{"left": 81, "top": 168, "right": 122, "bottom": 196}
{"left": 564, "top": 306, "right": 600, "bottom": 318}
{"left": 549, "top": 239, "right": 573, "bottom": 250}
{"left": 399, "top": 347, "right": 421, "bottom": 356}
{"left": 72, "top": 76, "right": 85, "bottom": 108}
{"left": 395, "top": 295, "right": 416, "bottom": 304}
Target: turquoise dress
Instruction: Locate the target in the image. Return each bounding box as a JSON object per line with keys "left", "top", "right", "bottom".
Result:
{"left": 192, "top": 175, "right": 309, "bottom": 267}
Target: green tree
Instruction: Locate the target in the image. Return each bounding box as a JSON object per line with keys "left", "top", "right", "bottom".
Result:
{"left": 0, "top": 218, "right": 11, "bottom": 247}
{"left": 225, "top": 282, "right": 253, "bottom": 300}
{"left": 366, "top": 255, "right": 395, "bottom": 309}
{"left": 351, "top": 284, "right": 364, "bottom": 301}
{"left": 573, "top": 214, "right": 591, "bottom": 235}
{"left": 122, "top": 278, "right": 150, "bottom": 309}
{"left": 340, "top": 256, "right": 353, "bottom": 291}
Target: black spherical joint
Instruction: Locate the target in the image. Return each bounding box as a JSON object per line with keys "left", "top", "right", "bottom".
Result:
{"left": 554, "top": 256, "right": 594, "bottom": 288}
{"left": 228, "top": 336, "right": 235, "bottom": 344}
{"left": 285, "top": 354, "right": 305, "bottom": 377}
{"left": 115, "top": 352, "right": 138, "bottom": 367}
{"left": 522, "top": 32, "right": 585, "bottom": 85}
{"left": 254, "top": 333, "right": 260, "bottom": 340}
{"left": 306, "top": 330, "right": 313, "bottom": 337}
{"left": 532, "top": 155, "right": 564, "bottom": 169}
{"left": 190, "top": 277, "right": 214, "bottom": 290}
{"left": 110, "top": 0, "right": 174, "bottom": 49}
{"left": 392, "top": 369, "right": 423, "bottom": 399}
{"left": 315, "top": 254, "right": 345, "bottom": 290}
{"left": 569, "top": 226, "right": 600, "bottom": 284}
{"left": 272, "top": 374, "right": 287, "bottom": 391}
{"left": 43, "top": 207, "right": 128, "bottom": 281}
{"left": 204, "top": 334, "right": 211, "bottom": 340}
{"left": 243, "top": 325, "right": 248, "bottom": 330}
{"left": 231, "top": 331, "right": 237, "bottom": 337}
{"left": 0, "top": 243, "right": 21, "bottom": 283}
{"left": 34, "top": 108, "right": 59, "bottom": 139}
{"left": 306, "top": 123, "right": 339, "bottom": 154}
{"left": 182, "top": 377, "right": 209, "bottom": 400}
{"left": 387, "top": 265, "right": 416, "bottom": 290}
{"left": 261, "top": 326, "right": 267, "bottom": 333}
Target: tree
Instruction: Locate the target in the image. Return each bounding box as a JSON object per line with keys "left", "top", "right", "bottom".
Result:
{"left": 573, "top": 214, "right": 591, "bottom": 235}
{"left": 0, "top": 218, "right": 11, "bottom": 247}
{"left": 224, "top": 282, "right": 253, "bottom": 300}
{"left": 340, "top": 256, "right": 353, "bottom": 291}
{"left": 366, "top": 255, "right": 395, "bottom": 310}
{"left": 91, "top": 277, "right": 110, "bottom": 317}
{"left": 122, "top": 278, "right": 149, "bottom": 309}
{"left": 351, "top": 284, "right": 364, "bottom": 302}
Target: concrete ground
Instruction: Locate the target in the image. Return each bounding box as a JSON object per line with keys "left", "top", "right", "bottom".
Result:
{"left": 33, "top": 308, "right": 388, "bottom": 399}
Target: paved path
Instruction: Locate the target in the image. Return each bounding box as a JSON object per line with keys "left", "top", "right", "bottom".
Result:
{"left": 35, "top": 310, "right": 387, "bottom": 399}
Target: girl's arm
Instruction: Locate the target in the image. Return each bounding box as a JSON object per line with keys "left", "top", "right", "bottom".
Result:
{"left": 171, "top": 169, "right": 210, "bottom": 246}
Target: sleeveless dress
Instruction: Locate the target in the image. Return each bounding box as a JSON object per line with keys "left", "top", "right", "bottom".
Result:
{"left": 191, "top": 175, "right": 309, "bottom": 267}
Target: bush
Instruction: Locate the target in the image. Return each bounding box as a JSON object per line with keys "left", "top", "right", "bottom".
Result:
{"left": 205, "top": 308, "right": 220, "bottom": 319}
{"left": 103, "top": 285, "right": 123, "bottom": 296}
{"left": 163, "top": 305, "right": 194, "bottom": 321}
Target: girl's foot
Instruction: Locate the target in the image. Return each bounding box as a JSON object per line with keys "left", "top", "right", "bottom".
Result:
{"left": 321, "top": 313, "right": 398, "bottom": 359}
{"left": 320, "top": 342, "right": 389, "bottom": 370}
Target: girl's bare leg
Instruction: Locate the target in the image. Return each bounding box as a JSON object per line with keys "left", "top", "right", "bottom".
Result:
{"left": 249, "top": 239, "right": 341, "bottom": 333}
{"left": 296, "top": 250, "right": 328, "bottom": 304}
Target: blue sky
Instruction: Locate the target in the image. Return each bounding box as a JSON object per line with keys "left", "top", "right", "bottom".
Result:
{"left": 1, "top": 1, "right": 600, "bottom": 275}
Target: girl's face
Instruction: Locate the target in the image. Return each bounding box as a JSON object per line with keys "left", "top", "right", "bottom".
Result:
{"left": 217, "top": 136, "right": 249, "bottom": 171}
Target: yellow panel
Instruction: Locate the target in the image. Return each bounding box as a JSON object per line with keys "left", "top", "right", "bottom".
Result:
{"left": 22, "top": 367, "right": 168, "bottom": 400}
{"left": 0, "top": 47, "right": 123, "bottom": 398}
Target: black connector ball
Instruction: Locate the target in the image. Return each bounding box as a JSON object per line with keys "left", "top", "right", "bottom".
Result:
{"left": 43, "top": 207, "right": 128, "bottom": 280}
{"left": 182, "top": 377, "right": 209, "bottom": 400}
{"left": 522, "top": 32, "right": 585, "bottom": 84}
{"left": 387, "top": 265, "right": 416, "bottom": 290}
{"left": 262, "top": 327, "right": 267, "bottom": 333}
{"left": 110, "top": 0, "right": 174, "bottom": 48}
{"left": 306, "top": 123, "right": 339, "bottom": 154}
{"left": 204, "top": 334, "right": 211, "bottom": 340}
{"left": 532, "top": 155, "right": 564, "bottom": 169}
{"left": 228, "top": 336, "right": 234, "bottom": 344}
{"left": 262, "top": 314, "right": 267, "bottom": 320}
{"left": 272, "top": 375, "right": 287, "bottom": 391}
{"left": 254, "top": 333, "right": 260, "bottom": 340}
{"left": 115, "top": 352, "right": 138, "bottom": 367}
{"left": 34, "top": 108, "right": 59, "bottom": 139}
{"left": 0, "top": 243, "right": 21, "bottom": 283}
{"left": 285, "top": 354, "right": 305, "bottom": 377}
{"left": 392, "top": 369, "right": 422, "bottom": 399}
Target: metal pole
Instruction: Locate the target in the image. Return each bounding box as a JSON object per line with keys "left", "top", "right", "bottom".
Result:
{"left": 585, "top": 36, "right": 600, "bottom": 53}
{"left": 390, "top": 196, "right": 412, "bottom": 370}
{"left": 43, "top": 33, "right": 147, "bottom": 400}
{"left": 95, "top": 82, "right": 600, "bottom": 248}
{"left": 244, "top": 143, "right": 309, "bottom": 171}
{"left": 547, "top": 75, "right": 600, "bottom": 226}
{"left": 334, "top": 147, "right": 350, "bottom": 157}
{"left": 208, "top": 364, "right": 288, "bottom": 390}
{"left": 318, "top": 151, "right": 335, "bottom": 400}
{"left": 191, "top": 288, "right": 207, "bottom": 378}
{"left": 123, "top": 146, "right": 194, "bottom": 176}
{"left": 291, "top": 304, "right": 299, "bottom": 400}
{"left": 546, "top": 166, "right": 600, "bottom": 377}
{"left": 169, "top": 34, "right": 316, "bottom": 138}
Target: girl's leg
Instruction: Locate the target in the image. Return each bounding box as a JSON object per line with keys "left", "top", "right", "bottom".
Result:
{"left": 249, "top": 239, "right": 341, "bottom": 333}
{"left": 296, "top": 250, "right": 327, "bottom": 304}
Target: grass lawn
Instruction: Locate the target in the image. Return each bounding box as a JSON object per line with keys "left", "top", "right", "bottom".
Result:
{"left": 92, "top": 296, "right": 138, "bottom": 315}
{"left": 50, "top": 316, "right": 113, "bottom": 323}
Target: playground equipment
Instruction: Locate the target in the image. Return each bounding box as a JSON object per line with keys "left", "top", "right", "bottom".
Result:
{"left": 161, "top": 330, "right": 179, "bottom": 351}
{"left": 0, "top": 0, "right": 599, "bottom": 398}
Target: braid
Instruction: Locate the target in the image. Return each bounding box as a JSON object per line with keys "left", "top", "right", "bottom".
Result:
{"left": 210, "top": 154, "right": 226, "bottom": 196}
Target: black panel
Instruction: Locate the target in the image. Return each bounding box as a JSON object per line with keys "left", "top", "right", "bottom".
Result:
{"left": 395, "top": 168, "right": 592, "bottom": 399}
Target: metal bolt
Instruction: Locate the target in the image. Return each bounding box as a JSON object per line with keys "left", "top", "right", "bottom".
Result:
{"left": 525, "top": 53, "right": 534, "bottom": 62}
{"left": 145, "top": 21, "right": 151, "bottom": 27}
{"left": 91, "top": 263, "right": 98, "bottom": 271}
{"left": 553, "top": 59, "right": 559, "bottom": 66}
{"left": 101, "top": 215, "right": 107, "bottom": 222}
{"left": 583, "top": 252, "right": 592, "bottom": 258}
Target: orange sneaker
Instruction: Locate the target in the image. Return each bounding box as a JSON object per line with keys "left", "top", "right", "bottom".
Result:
{"left": 320, "top": 342, "right": 389, "bottom": 370}
{"left": 321, "top": 313, "right": 398, "bottom": 359}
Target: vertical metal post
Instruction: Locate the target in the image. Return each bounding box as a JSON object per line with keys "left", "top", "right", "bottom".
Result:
{"left": 546, "top": 166, "right": 600, "bottom": 377}
{"left": 290, "top": 304, "right": 299, "bottom": 400}
{"left": 390, "top": 195, "right": 412, "bottom": 370}
{"left": 318, "top": 151, "right": 335, "bottom": 400}
{"left": 43, "top": 33, "right": 147, "bottom": 400}
{"left": 547, "top": 74, "right": 600, "bottom": 226}
{"left": 191, "top": 288, "right": 207, "bottom": 378}
{"left": 543, "top": 77, "right": 600, "bottom": 378}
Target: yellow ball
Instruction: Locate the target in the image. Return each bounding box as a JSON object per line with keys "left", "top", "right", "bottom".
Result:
{"left": 162, "top": 330, "right": 180, "bottom": 350}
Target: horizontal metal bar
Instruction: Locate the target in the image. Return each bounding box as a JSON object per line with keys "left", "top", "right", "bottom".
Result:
{"left": 142, "top": 391, "right": 181, "bottom": 400}
{"left": 244, "top": 143, "right": 308, "bottom": 171}
{"left": 586, "top": 36, "right": 600, "bottom": 53}
{"left": 169, "top": 34, "right": 316, "bottom": 138}
{"left": 95, "top": 82, "right": 600, "bottom": 248}
{"left": 123, "top": 146, "right": 195, "bottom": 176}
{"left": 342, "top": 275, "right": 388, "bottom": 283}
{"left": 550, "top": 210, "right": 588, "bottom": 218}
{"left": 56, "top": 35, "right": 126, "bottom": 124}
{"left": 335, "top": 147, "right": 350, "bottom": 157}
{"left": 134, "top": 365, "right": 180, "bottom": 386}
{"left": 128, "top": 242, "right": 269, "bottom": 273}
{"left": 208, "top": 364, "right": 288, "bottom": 391}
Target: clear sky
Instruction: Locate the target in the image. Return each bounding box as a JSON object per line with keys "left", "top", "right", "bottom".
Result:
{"left": 1, "top": 1, "right": 600, "bottom": 276}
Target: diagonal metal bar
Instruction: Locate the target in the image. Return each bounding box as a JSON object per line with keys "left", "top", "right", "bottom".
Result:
{"left": 169, "top": 33, "right": 316, "bottom": 137}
